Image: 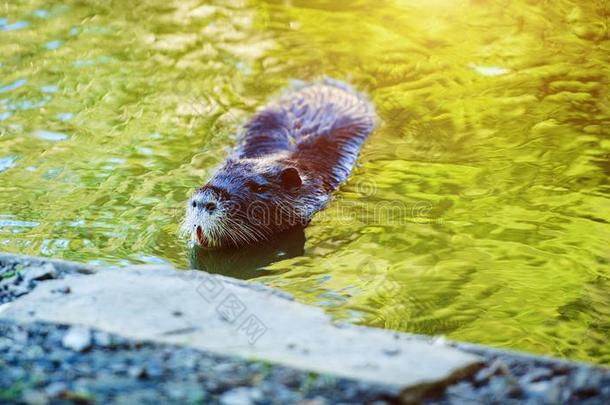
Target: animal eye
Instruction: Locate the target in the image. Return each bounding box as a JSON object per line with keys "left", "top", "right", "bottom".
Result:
{"left": 248, "top": 181, "right": 268, "bottom": 193}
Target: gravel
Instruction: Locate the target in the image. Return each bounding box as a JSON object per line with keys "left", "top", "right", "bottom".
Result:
{"left": 1, "top": 320, "right": 609, "bottom": 404}
{"left": 0, "top": 259, "right": 65, "bottom": 304}
{"left": 62, "top": 326, "right": 93, "bottom": 352}
{"left": 0, "top": 320, "right": 395, "bottom": 404}
{"left": 429, "top": 342, "right": 610, "bottom": 405}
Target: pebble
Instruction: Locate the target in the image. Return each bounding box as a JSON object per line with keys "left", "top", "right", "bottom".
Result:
{"left": 219, "top": 387, "right": 263, "bottom": 405}
{"left": 297, "top": 399, "right": 328, "bottom": 405}
{"left": 488, "top": 376, "right": 522, "bottom": 398}
{"left": 62, "top": 326, "right": 92, "bottom": 352}
{"left": 474, "top": 359, "right": 511, "bottom": 384}
{"left": 21, "top": 389, "right": 49, "bottom": 405}
{"left": 523, "top": 367, "right": 553, "bottom": 383}
{"left": 26, "top": 345, "right": 45, "bottom": 358}
{"left": 93, "top": 331, "right": 113, "bottom": 347}
{"left": 127, "top": 365, "right": 148, "bottom": 379}
{"left": 445, "top": 381, "right": 480, "bottom": 403}
{"left": 526, "top": 380, "right": 562, "bottom": 403}
{"left": 145, "top": 361, "right": 164, "bottom": 378}
{"left": 45, "top": 381, "right": 68, "bottom": 397}
{"left": 10, "top": 284, "right": 29, "bottom": 297}
{"left": 572, "top": 369, "right": 601, "bottom": 396}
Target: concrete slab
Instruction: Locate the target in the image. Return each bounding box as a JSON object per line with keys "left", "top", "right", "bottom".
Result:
{"left": 0, "top": 254, "right": 483, "bottom": 398}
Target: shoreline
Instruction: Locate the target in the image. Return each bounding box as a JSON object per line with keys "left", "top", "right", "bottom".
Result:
{"left": 1, "top": 252, "right": 608, "bottom": 404}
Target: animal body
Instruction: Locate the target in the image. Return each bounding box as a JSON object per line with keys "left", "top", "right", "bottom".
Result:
{"left": 183, "top": 79, "right": 376, "bottom": 248}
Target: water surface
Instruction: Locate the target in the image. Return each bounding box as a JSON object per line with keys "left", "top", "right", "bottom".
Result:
{"left": 1, "top": 0, "right": 609, "bottom": 364}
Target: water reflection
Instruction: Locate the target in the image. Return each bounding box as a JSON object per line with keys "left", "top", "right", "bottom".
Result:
{"left": 0, "top": 0, "right": 608, "bottom": 365}
{"left": 189, "top": 227, "right": 306, "bottom": 280}
{"left": 34, "top": 130, "right": 69, "bottom": 141}
{"left": 0, "top": 79, "right": 27, "bottom": 94}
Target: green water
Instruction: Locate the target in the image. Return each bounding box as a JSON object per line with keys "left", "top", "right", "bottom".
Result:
{"left": 1, "top": 0, "right": 609, "bottom": 364}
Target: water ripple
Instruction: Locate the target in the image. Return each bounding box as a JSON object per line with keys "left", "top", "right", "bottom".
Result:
{"left": 34, "top": 130, "right": 69, "bottom": 141}
{"left": 0, "top": 79, "right": 27, "bottom": 94}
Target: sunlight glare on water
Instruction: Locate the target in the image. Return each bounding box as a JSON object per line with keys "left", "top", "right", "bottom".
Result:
{"left": 0, "top": 0, "right": 609, "bottom": 364}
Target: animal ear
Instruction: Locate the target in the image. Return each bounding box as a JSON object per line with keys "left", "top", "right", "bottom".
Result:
{"left": 280, "top": 167, "right": 302, "bottom": 190}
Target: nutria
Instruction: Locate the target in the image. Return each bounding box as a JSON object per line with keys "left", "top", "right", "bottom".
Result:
{"left": 183, "top": 79, "right": 376, "bottom": 249}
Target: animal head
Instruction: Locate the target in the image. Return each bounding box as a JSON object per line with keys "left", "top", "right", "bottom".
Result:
{"left": 183, "top": 157, "right": 314, "bottom": 248}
